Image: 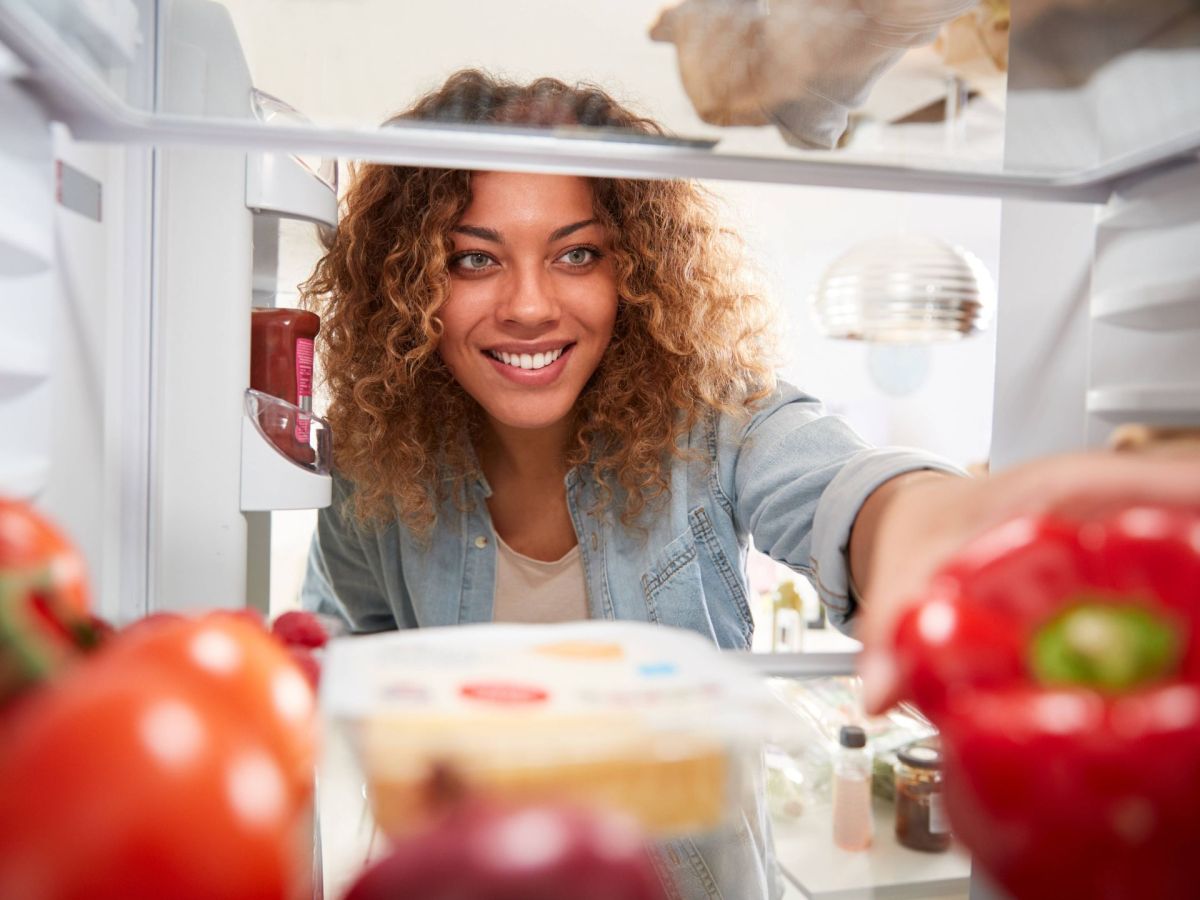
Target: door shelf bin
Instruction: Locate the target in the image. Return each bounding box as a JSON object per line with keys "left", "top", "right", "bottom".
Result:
{"left": 240, "top": 388, "right": 331, "bottom": 511}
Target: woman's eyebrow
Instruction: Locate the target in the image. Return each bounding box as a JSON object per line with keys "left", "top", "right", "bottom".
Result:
{"left": 549, "top": 219, "right": 597, "bottom": 242}
{"left": 452, "top": 224, "right": 501, "bottom": 243}
{"left": 451, "top": 218, "right": 597, "bottom": 244}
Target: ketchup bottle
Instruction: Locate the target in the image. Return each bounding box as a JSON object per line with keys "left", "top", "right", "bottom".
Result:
{"left": 250, "top": 308, "right": 321, "bottom": 466}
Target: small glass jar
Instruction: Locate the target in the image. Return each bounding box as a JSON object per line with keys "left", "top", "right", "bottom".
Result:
{"left": 894, "top": 739, "right": 950, "bottom": 853}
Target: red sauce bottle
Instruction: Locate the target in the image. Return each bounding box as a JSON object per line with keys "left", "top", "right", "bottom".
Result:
{"left": 250, "top": 308, "right": 321, "bottom": 466}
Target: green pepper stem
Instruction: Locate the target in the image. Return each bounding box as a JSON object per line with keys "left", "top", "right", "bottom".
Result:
{"left": 1030, "top": 601, "right": 1182, "bottom": 693}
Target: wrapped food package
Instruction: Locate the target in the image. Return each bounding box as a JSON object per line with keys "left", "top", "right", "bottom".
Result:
{"left": 650, "top": 0, "right": 983, "bottom": 149}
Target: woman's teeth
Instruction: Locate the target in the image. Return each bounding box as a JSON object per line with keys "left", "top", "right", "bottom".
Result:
{"left": 488, "top": 348, "right": 565, "bottom": 370}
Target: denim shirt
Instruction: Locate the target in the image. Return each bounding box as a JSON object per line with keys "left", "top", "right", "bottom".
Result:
{"left": 302, "top": 381, "right": 961, "bottom": 899}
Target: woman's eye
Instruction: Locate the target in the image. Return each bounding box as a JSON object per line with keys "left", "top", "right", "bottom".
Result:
{"left": 559, "top": 247, "right": 598, "bottom": 266}
{"left": 454, "top": 252, "right": 494, "bottom": 271}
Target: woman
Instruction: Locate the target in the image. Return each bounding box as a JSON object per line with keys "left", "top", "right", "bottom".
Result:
{"left": 301, "top": 68, "right": 959, "bottom": 643}
{"left": 302, "top": 70, "right": 1198, "bottom": 898}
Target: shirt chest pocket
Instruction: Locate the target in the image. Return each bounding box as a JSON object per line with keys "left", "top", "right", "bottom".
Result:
{"left": 641, "top": 527, "right": 704, "bottom": 631}
{"left": 640, "top": 507, "right": 752, "bottom": 644}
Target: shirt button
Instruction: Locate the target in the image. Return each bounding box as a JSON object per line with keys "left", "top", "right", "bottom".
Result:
{"left": 474, "top": 535, "right": 489, "bottom": 549}
{"left": 590, "top": 533, "right": 599, "bottom": 552}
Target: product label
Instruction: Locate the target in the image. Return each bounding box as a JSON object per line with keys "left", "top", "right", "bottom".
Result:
{"left": 459, "top": 682, "right": 549, "bottom": 705}
{"left": 295, "top": 337, "right": 314, "bottom": 443}
{"left": 928, "top": 792, "right": 949, "bottom": 834}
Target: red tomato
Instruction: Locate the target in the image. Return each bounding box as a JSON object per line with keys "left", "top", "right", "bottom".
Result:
{"left": 0, "top": 498, "right": 92, "bottom": 701}
{"left": 0, "top": 498, "right": 89, "bottom": 616}
{"left": 0, "top": 498, "right": 89, "bottom": 613}
{"left": 101, "top": 612, "right": 318, "bottom": 800}
{"left": 0, "top": 659, "right": 308, "bottom": 900}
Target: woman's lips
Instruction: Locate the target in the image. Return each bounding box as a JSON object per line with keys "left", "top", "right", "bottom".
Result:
{"left": 484, "top": 344, "right": 574, "bottom": 386}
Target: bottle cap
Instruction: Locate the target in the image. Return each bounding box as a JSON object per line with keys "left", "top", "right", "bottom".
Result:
{"left": 897, "top": 739, "right": 942, "bottom": 769}
{"left": 839, "top": 725, "right": 867, "bottom": 749}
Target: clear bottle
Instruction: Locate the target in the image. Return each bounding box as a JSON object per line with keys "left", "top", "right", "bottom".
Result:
{"left": 832, "top": 724, "right": 874, "bottom": 851}
{"left": 771, "top": 581, "right": 805, "bottom": 652}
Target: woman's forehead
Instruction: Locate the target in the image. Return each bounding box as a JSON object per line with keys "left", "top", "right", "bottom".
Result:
{"left": 458, "top": 172, "right": 597, "bottom": 227}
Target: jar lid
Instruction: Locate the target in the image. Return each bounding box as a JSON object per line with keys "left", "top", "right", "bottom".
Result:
{"left": 897, "top": 740, "right": 942, "bottom": 769}
{"left": 839, "top": 725, "right": 866, "bottom": 749}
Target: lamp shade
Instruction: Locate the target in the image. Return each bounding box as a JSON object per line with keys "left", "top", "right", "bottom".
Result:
{"left": 809, "top": 234, "right": 994, "bottom": 342}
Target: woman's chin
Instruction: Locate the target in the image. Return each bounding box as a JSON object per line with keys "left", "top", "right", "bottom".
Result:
{"left": 482, "top": 400, "right": 576, "bottom": 435}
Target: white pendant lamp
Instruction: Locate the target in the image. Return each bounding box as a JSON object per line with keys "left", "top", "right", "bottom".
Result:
{"left": 809, "top": 234, "right": 995, "bottom": 342}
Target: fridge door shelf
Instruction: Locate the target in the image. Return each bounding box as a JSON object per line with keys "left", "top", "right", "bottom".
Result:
{"left": 24, "top": 0, "right": 141, "bottom": 67}
{"left": 245, "top": 149, "right": 337, "bottom": 229}
{"left": 1093, "top": 164, "right": 1200, "bottom": 331}
{"left": 1087, "top": 385, "right": 1200, "bottom": 427}
{"left": 1092, "top": 278, "right": 1200, "bottom": 331}
{"left": 0, "top": 75, "right": 52, "bottom": 276}
{"left": 0, "top": 210, "right": 50, "bottom": 276}
{"left": 0, "top": 337, "right": 48, "bottom": 397}
{"left": 240, "top": 388, "right": 331, "bottom": 511}
{"left": 0, "top": 454, "right": 49, "bottom": 499}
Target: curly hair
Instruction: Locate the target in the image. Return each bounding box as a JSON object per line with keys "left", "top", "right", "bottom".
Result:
{"left": 303, "top": 69, "right": 777, "bottom": 534}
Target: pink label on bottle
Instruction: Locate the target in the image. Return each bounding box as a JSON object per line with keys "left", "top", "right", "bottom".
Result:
{"left": 295, "top": 337, "right": 314, "bottom": 444}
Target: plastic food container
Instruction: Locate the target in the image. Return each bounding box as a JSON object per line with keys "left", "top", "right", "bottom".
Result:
{"left": 320, "top": 621, "right": 778, "bottom": 840}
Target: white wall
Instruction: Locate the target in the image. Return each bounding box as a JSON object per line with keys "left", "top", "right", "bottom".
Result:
{"left": 716, "top": 181, "right": 997, "bottom": 465}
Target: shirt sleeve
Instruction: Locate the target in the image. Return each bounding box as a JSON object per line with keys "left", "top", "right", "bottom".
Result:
{"left": 300, "top": 473, "right": 399, "bottom": 633}
{"left": 721, "top": 382, "right": 965, "bottom": 635}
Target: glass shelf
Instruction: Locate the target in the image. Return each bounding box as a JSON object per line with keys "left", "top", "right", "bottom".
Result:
{"left": 3, "top": 0, "right": 1199, "bottom": 202}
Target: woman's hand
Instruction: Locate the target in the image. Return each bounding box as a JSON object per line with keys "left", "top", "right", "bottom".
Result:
{"left": 856, "top": 451, "right": 1200, "bottom": 713}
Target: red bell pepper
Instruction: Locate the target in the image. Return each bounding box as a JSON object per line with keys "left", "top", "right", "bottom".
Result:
{"left": 892, "top": 505, "right": 1200, "bottom": 900}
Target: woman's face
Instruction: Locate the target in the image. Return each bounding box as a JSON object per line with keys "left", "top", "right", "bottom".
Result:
{"left": 438, "top": 172, "right": 618, "bottom": 435}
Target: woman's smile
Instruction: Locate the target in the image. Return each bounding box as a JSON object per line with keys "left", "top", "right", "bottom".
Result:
{"left": 485, "top": 343, "right": 575, "bottom": 383}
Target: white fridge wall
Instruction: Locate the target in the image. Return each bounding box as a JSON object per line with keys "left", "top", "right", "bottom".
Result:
{"left": 148, "top": 0, "right": 255, "bottom": 610}
{"left": 42, "top": 134, "right": 119, "bottom": 619}
{"left": 989, "top": 199, "right": 1096, "bottom": 469}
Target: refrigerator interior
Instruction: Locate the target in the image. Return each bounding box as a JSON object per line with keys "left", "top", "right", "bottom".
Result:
{"left": 1, "top": 2, "right": 1199, "bottom": 895}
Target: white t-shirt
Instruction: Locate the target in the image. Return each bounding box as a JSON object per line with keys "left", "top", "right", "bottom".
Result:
{"left": 491, "top": 533, "right": 590, "bottom": 623}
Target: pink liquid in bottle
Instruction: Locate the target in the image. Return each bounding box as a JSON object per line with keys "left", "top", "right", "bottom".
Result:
{"left": 832, "top": 725, "right": 874, "bottom": 851}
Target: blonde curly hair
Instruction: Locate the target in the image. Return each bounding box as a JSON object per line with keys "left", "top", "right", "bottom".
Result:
{"left": 304, "top": 69, "right": 777, "bottom": 533}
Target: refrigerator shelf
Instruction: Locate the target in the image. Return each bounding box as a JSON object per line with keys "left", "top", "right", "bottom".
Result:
{"left": 1087, "top": 385, "right": 1200, "bottom": 427}
{"left": 5, "top": 0, "right": 1188, "bottom": 204}
{"left": 774, "top": 795, "right": 971, "bottom": 900}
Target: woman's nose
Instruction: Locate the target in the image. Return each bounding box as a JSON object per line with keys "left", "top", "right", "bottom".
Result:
{"left": 499, "top": 264, "right": 559, "bottom": 326}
